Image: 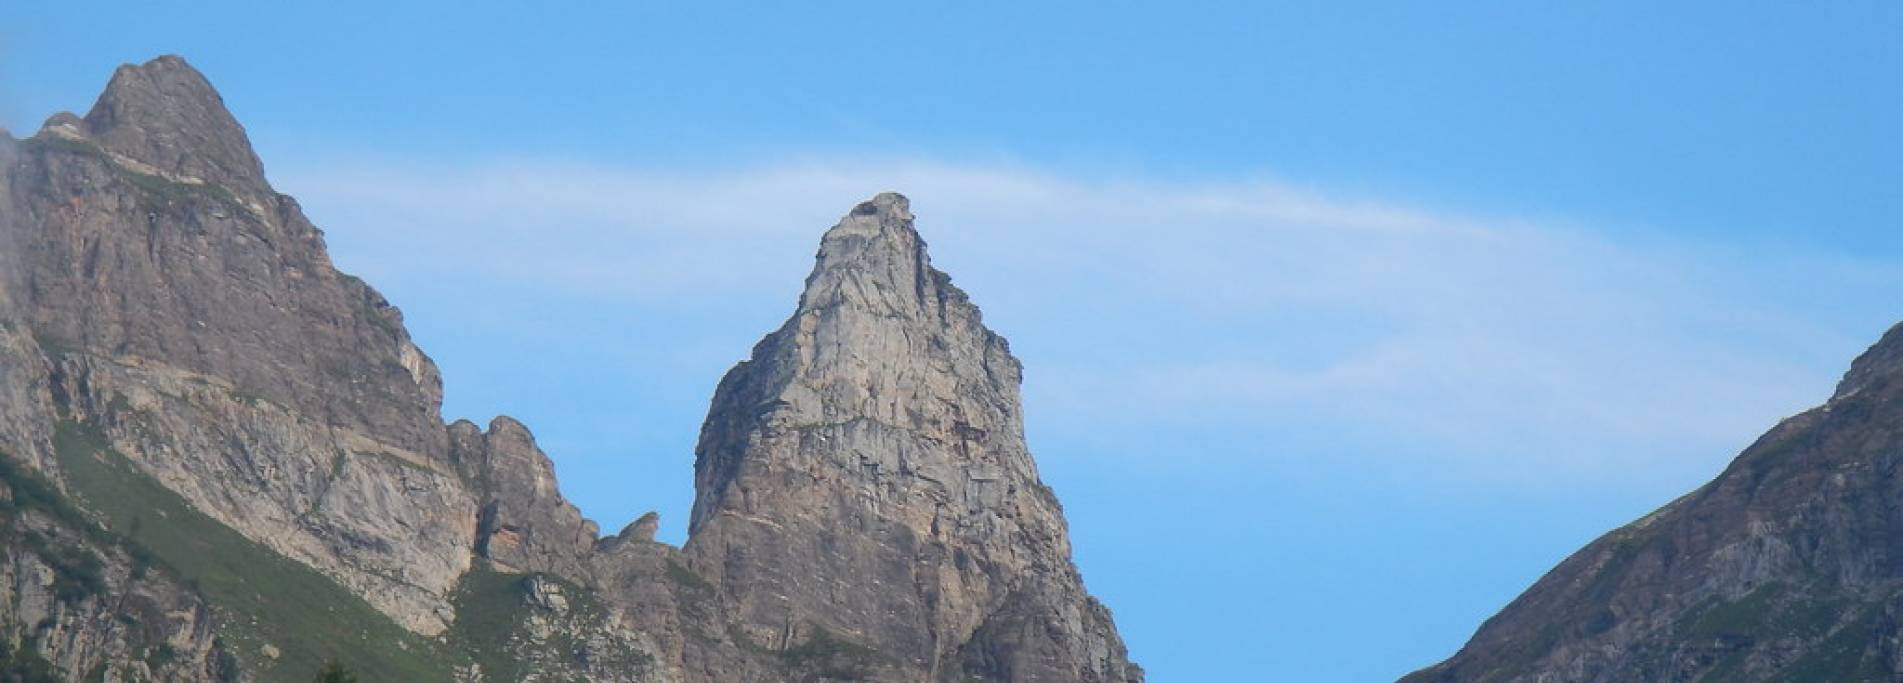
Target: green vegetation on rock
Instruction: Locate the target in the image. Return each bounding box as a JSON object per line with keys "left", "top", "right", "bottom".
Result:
{"left": 0, "top": 640, "right": 60, "bottom": 683}
{"left": 778, "top": 626, "right": 882, "bottom": 682}
{"left": 445, "top": 568, "right": 535, "bottom": 682}
{"left": 446, "top": 566, "right": 655, "bottom": 682}
{"left": 314, "top": 661, "right": 359, "bottom": 683}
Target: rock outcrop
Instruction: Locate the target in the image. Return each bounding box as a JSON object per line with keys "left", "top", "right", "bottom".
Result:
{"left": 451, "top": 417, "right": 599, "bottom": 580}
{"left": 1407, "top": 323, "right": 1903, "bottom": 682}
{"left": 684, "top": 193, "right": 1141, "bottom": 682}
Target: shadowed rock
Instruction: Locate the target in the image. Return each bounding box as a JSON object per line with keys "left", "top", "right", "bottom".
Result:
{"left": 1407, "top": 322, "right": 1903, "bottom": 682}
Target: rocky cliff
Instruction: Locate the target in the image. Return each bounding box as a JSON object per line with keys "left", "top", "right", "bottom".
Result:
{"left": 0, "top": 55, "right": 1137, "bottom": 682}
{"left": 1406, "top": 323, "right": 1903, "bottom": 682}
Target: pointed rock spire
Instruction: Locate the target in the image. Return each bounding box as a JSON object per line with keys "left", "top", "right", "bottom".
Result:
{"left": 67, "top": 55, "right": 268, "bottom": 191}
{"left": 798, "top": 191, "right": 974, "bottom": 323}
{"left": 685, "top": 193, "right": 1140, "bottom": 682}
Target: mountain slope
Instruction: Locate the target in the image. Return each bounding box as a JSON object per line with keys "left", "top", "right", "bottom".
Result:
{"left": 1407, "top": 323, "right": 1903, "bottom": 682}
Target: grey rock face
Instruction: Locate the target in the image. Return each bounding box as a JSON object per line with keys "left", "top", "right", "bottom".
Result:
{"left": 0, "top": 212, "right": 56, "bottom": 474}
{"left": 684, "top": 193, "right": 1141, "bottom": 682}
{"left": 1406, "top": 322, "right": 1903, "bottom": 682}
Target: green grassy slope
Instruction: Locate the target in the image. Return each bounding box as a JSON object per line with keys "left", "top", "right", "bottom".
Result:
{"left": 51, "top": 420, "right": 463, "bottom": 682}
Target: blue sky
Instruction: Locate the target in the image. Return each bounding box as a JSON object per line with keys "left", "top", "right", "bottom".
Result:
{"left": 6, "top": 3, "right": 1902, "bottom": 680}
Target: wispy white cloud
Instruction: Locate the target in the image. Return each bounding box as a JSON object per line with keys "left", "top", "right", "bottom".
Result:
{"left": 274, "top": 155, "right": 1903, "bottom": 486}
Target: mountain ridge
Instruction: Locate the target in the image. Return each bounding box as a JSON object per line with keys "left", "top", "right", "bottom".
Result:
{"left": 0, "top": 54, "right": 1139, "bottom": 682}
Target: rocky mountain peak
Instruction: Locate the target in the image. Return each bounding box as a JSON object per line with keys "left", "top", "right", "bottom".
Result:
{"left": 688, "top": 192, "right": 1021, "bottom": 534}
{"left": 812, "top": 191, "right": 913, "bottom": 258}
{"left": 11, "top": 52, "right": 447, "bottom": 456}
{"left": 4, "top": 56, "right": 469, "bottom": 635}
{"left": 798, "top": 190, "right": 966, "bottom": 322}
{"left": 825, "top": 191, "right": 912, "bottom": 241}
{"left": 51, "top": 55, "right": 269, "bottom": 193}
